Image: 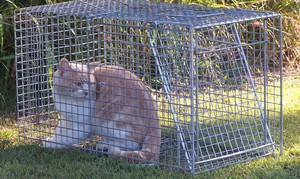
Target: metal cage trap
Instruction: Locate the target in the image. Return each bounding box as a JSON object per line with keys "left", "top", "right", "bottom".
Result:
{"left": 14, "top": 0, "right": 283, "bottom": 174}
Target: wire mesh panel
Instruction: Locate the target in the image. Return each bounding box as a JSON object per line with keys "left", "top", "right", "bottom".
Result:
{"left": 15, "top": 0, "right": 282, "bottom": 174}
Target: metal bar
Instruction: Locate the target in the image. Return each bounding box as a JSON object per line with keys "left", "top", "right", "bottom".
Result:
{"left": 263, "top": 19, "right": 275, "bottom": 151}
{"left": 194, "top": 143, "right": 275, "bottom": 165}
{"left": 86, "top": 19, "right": 94, "bottom": 152}
{"left": 232, "top": 23, "right": 275, "bottom": 148}
{"left": 189, "top": 27, "right": 195, "bottom": 174}
{"left": 263, "top": 19, "right": 268, "bottom": 145}
{"left": 196, "top": 41, "right": 265, "bottom": 54}
{"left": 147, "top": 28, "right": 192, "bottom": 170}
{"left": 194, "top": 151, "right": 275, "bottom": 174}
{"left": 194, "top": 28, "right": 200, "bottom": 164}
{"left": 14, "top": 10, "right": 21, "bottom": 143}
{"left": 155, "top": 12, "right": 225, "bottom": 18}
{"left": 279, "top": 15, "right": 283, "bottom": 155}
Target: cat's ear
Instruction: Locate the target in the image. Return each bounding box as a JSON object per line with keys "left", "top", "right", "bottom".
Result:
{"left": 59, "top": 58, "right": 71, "bottom": 75}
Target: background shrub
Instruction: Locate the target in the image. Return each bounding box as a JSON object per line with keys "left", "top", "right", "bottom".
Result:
{"left": 1, "top": 0, "right": 299, "bottom": 110}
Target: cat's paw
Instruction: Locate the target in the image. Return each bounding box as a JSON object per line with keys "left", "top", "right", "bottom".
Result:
{"left": 43, "top": 138, "right": 64, "bottom": 148}
{"left": 107, "top": 146, "right": 122, "bottom": 158}
{"left": 96, "top": 142, "right": 109, "bottom": 152}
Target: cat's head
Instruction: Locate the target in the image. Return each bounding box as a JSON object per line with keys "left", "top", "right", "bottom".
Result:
{"left": 52, "top": 58, "right": 96, "bottom": 100}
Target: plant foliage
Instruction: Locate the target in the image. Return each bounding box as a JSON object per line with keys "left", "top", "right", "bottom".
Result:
{"left": 1, "top": 0, "right": 299, "bottom": 109}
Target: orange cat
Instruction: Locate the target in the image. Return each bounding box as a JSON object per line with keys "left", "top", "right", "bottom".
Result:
{"left": 43, "top": 58, "right": 161, "bottom": 161}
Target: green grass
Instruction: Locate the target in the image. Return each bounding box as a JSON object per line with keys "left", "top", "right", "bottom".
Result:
{"left": 1, "top": 0, "right": 300, "bottom": 178}
{"left": 0, "top": 77, "right": 299, "bottom": 178}
{"left": 0, "top": 145, "right": 181, "bottom": 178}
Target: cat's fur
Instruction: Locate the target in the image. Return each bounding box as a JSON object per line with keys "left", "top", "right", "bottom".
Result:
{"left": 43, "top": 58, "right": 161, "bottom": 161}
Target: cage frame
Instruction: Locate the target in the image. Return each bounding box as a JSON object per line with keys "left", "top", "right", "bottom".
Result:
{"left": 14, "top": 0, "right": 283, "bottom": 174}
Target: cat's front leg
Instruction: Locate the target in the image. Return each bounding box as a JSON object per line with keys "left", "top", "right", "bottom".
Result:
{"left": 96, "top": 139, "right": 110, "bottom": 152}
{"left": 43, "top": 118, "right": 91, "bottom": 148}
{"left": 43, "top": 136, "right": 65, "bottom": 148}
{"left": 43, "top": 119, "right": 68, "bottom": 148}
{"left": 43, "top": 126, "right": 67, "bottom": 148}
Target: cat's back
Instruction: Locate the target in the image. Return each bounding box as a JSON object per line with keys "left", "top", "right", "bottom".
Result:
{"left": 94, "top": 65, "right": 148, "bottom": 92}
{"left": 93, "top": 64, "right": 157, "bottom": 114}
{"left": 94, "top": 65, "right": 139, "bottom": 80}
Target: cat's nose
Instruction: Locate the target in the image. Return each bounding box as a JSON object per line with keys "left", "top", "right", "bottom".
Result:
{"left": 83, "top": 91, "right": 88, "bottom": 96}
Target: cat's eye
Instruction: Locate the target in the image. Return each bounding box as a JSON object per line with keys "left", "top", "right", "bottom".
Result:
{"left": 74, "top": 81, "right": 82, "bottom": 86}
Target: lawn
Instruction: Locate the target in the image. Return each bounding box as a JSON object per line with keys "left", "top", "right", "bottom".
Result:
{"left": 1, "top": 0, "right": 300, "bottom": 177}
{"left": 0, "top": 76, "right": 299, "bottom": 178}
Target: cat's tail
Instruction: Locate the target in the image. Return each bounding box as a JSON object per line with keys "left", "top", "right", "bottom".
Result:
{"left": 109, "top": 131, "right": 161, "bottom": 162}
{"left": 109, "top": 113, "right": 161, "bottom": 162}
{"left": 111, "top": 90, "right": 161, "bottom": 162}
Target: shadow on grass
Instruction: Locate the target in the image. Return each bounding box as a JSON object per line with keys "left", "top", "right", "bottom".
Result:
{"left": 197, "top": 107, "right": 300, "bottom": 179}
{"left": 1, "top": 143, "right": 299, "bottom": 178}
{"left": 0, "top": 144, "right": 184, "bottom": 178}
{"left": 0, "top": 79, "right": 300, "bottom": 178}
